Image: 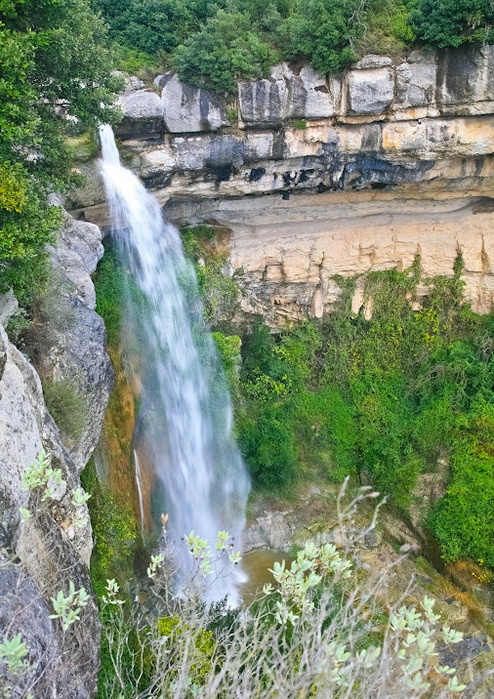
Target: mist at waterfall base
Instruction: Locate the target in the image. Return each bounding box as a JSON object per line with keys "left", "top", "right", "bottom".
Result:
{"left": 99, "top": 125, "right": 250, "bottom": 599}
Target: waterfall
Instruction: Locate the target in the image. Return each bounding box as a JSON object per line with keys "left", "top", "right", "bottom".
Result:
{"left": 99, "top": 125, "right": 250, "bottom": 597}
{"left": 133, "top": 449, "right": 146, "bottom": 541}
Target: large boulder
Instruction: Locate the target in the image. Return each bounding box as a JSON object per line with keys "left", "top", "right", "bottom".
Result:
{"left": 158, "top": 72, "right": 229, "bottom": 133}
{"left": 115, "top": 88, "right": 163, "bottom": 140}
{"left": 277, "top": 63, "right": 339, "bottom": 120}
{"left": 346, "top": 65, "right": 395, "bottom": 116}
{"left": 396, "top": 51, "right": 437, "bottom": 109}
{"left": 170, "top": 134, "right": 246, "bottom": 175}
{"left": 239, "top": 76, "right": 289, "bottom": 127}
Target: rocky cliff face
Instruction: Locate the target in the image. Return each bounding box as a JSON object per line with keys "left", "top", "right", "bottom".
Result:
{"left": 68, "top": 45, "right": 494, "bottom": 322}
{"left": 0, "top": 214, "right": 112, "bottom": 697}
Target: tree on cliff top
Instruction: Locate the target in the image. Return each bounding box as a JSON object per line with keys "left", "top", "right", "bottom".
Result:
{"left": 412, "top": 0, "right": 494, "bottom": 48}
{"left": 0, "top": 0, "right": 121, "bottom": 301}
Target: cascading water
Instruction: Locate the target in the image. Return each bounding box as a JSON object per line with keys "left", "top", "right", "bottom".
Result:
{"left": 99, "top": 125, "right": 250, "bottom": 597}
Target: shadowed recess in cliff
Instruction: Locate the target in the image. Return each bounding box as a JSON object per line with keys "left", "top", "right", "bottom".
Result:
{"left": 98, "top": 125, "right": 250, "bottom": 598}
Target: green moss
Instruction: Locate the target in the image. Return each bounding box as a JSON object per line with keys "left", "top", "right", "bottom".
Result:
{"left": 93, "top": 244, "right": 125, "bottom": 347}
{"left": 80, "top": 459, "right": 137, "bottom": 598}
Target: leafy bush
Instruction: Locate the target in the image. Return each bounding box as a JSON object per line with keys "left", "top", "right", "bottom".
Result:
{"left": 412, "top": 0, "right": 494, "bottom": 47}
{"left": 43, "top": 378, "right": 88, "bottom": 441}
{"left": 282, "top": 0, "right": 361, "bottom": 74}
{"left": 231, "top": 261, "right": 494, "bottom": 566}
{"left": 96, "top": 507, "right": 469, "bottom": 697}
{"left": 174, "top": 10, "right": 279, "bottom": 93}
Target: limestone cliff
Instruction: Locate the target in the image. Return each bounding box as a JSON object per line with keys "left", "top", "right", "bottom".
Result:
{"left": 0, "top": 214, "right": 112, "bottom": 697}
{"left": 68, "top": 45, "right": 494, "bottom": 322}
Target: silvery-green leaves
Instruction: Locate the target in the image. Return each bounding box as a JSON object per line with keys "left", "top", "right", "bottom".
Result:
{"left": 49, "top": 581, "right": 89, "bottom": 631}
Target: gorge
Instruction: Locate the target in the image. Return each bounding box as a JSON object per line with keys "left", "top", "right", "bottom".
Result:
{"left": 3, "top": 33, "right": 494, "bottom": 697}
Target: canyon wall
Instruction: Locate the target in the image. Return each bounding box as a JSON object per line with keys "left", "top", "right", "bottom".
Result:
{"left": 68, "top": 45, "right": 494, "bottom": 322}
{"left": 0, "top": 214, "right": 112, "bottom": 697}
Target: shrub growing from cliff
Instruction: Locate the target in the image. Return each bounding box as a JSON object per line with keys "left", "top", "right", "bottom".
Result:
{"left": 173, "top": 10, "right": 280, "bottom": 93}
{"left": 43, "top": 378, "right": 88, "bottom": 442}
{"left": 228, "top": 262, "right": 494, "bottom": 566}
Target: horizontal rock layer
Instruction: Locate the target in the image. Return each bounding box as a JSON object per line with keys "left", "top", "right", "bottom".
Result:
{"left": 114, "top": 46, "right": 494, "bottom": 139}
{"left": 69, "top": 46, "right": 494, "bottom": 320}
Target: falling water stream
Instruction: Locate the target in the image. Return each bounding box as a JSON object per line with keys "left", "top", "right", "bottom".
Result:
{"left": 99, "top": 125, "right": 250, "bottom": 598}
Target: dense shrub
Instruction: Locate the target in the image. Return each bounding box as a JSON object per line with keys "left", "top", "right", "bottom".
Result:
{"left": 173, "top": 10, "right": 279, "bottom": 93}
{"left": 0, "top": 0, "right": 121, "bottom": 301}
{"left": 412, "top": 0, "right": 494, "bottom": 48}
{"left": 227, "top": 262, "right": 494, "bottom": 565}
{"left": 282, "top": 0, "right": 361, "bottom": 73}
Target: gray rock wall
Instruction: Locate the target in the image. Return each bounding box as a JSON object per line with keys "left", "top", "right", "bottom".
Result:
{"left": 113, "top": 45, "right": 494, "bottom": 140}
{"left": 0, "top": 213, "right": 112, "bottom": 697}
{"left": 0, "top": 323, "right": 100, "bottom": 698}
{"left": 68, "top": 46, "right": 494, "bottom": 322}
{"left": 73, "top": 44, "right": 494, "bottom": 230}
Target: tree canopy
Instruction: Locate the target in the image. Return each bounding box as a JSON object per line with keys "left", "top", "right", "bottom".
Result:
{"left": 91, "top": 0, "right": 494, "bottom": 94}
{"left": 0, "top": 0, "right": 121, "bottom": 300}
{"left": 412, "top": 0, "right": 494, "bottom": 48}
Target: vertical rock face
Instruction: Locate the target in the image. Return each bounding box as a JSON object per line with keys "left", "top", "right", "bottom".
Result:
{"left": 0, "top": 213, "right": 113, "bottom": 696}
{"left": 0, "top": 324, "right": 100, "bottom": 698}
{"left": 30, "top": 215, "right": 114, "bottom": 471}
{"left": 158, "top": 72, "right": 229, "bottom": 133}
{"left": 346, "top": 64, "right": 395, "bottom": 115}
{"left": 68, "top": 47, "right": 494, "bottom": 321}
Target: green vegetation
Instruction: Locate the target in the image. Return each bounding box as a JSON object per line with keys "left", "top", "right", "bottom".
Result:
{"left": 94, "top": 527, "right": 468, "bottom": 697}
{"left": 94, "top": 245, "right": 126, "bottom": 346}
{"left": 92, "top": 0, "right": 492, "bottom": 93}
{"left": 43, "top": 378, "right": 88, "bottom": 441}
{"left": 0, "top": 0, "right": 121, "bottom": 303}
{"left": 202, "top": 257, "right": 494, "bottom": 568}
{"left": 412, "top": 0, "right": 494, "bottom": 48}
{"left": 81, "top": 459, "right": 137, "bottom": 597}
{"left": 180, "top": 225, "right": 240, "bottom": 325}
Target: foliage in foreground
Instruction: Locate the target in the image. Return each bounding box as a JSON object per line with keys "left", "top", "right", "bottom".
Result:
{"left": 96, "top": 489, "right": 467, "bottom": 698}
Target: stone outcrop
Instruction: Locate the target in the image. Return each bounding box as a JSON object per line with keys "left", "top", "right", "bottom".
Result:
{"left": 24, "top": 213, "right": 114, "bottom": 470}
{"left": 0, "top": 322, "right": 99, "bottom": 697}
{"left": 116, "top": 77, "right": 163, "bottom": 140}
{"left": 69, "top": 45, "right": 494, "bottom": 321}
{"left": 157, "top": 72, "right": 229, "bottom": 133}
{"left": 0, "top": 213, "right": 112, "bottom": 696}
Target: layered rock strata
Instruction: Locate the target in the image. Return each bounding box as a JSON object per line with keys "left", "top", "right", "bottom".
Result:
{"left": 68, "top": 45, "right": 494, "bottom": 320}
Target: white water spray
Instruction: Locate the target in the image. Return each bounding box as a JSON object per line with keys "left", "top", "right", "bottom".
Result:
{"left": 99, "top": 125, "right": 250, "bottom": 596}
{"left": 133, "top": 450, "right": 146, "bottom": 541}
